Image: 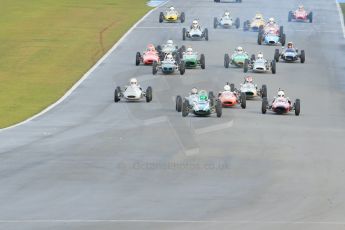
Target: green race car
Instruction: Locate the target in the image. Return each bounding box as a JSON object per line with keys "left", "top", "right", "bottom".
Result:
{"left": 224, "top": 48, "right": 252, "bottom": 68}
{"left": 182, "top": 49, "right": 205, "bottom": 69}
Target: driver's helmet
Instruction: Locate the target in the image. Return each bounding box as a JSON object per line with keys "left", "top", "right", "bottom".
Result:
{"left": 298, "top": 5, "right": 304, "bottom": 10}
{"left": 268, "top": 17, "right": 275, "bottom": 25}
{"left": 236, "top": 46, "right": 244, "bottom": 53}
{"left": 224, "top": 85, "right": 231, "bottom": 91}
{"left": 166, "top": 40, "right": 173, "bottom": 46}
{"left": 245, "top": 76, "right": 253, "bottom": 83}
{"left": 130, "top": 78, "right": 138, "bottom": 86}
{"left": 192, "top": 20, "right": 199, "bottom": 28}
{"left": 166, "top": 53, "right": 174, "bottom": 61}
{"left": 147, "top": 44, "right": 155, "bottom": 51}
{"left": 191, "top": 87, "right": 198, "bottom": 94}
{"left": 255, "top": 13, "right": 263, "bottom": 20}
{"left": 277, "top": 90, "right": 285, "bottom": 97}
{"left": 198, "top": 90, "right": 208, "bottom": 101}
{"left": 186, "top": 47, "right": 193, "bottom": 54}
{"left": 257, "top": 52, "right": 264, "bottom": 59}
{"left": 224, "top": 11, "right": 230, "bottom": 17}
{"left": 169, "top": 6, "right": 175, "bottom": 11}
{"left": 287, "top": 42, "right": 293, "bottom": 48}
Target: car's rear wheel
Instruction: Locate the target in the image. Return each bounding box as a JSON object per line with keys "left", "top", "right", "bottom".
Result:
{"left": 280, "top": 33, "right": 286, "bottom": 46}
{"left": 288, "top": 11, "right": 292, "bottom": 22}
{"left": 182, "top": 100, "right": 189, "bottom": 117}
{"left": 224, "top": 54, "right": 230, "bottom": 68}
{"left": 295, "top": 99, "right": 301, "bottom": 116}
{"left": 308, "top": 12, "right": 313, "bottom": 23}
{"left": 257, "top": 33, "right": 262, "bottom": 45}
{"left": 213, "top": 17, "right": 218, "bottom": 29}
{"left": 274, "top": 49, "right": 280, "bottom": 62}
{"left": 262, "top": 97, "right": 268, "bottom": 114}
{"left": 146, "top": 87, "right": 153, "bottom": 102}
{"left": 216, "top": 100, "right": 222, "bottom": 117}
{"left": 182, "top": 28, "right": 186, "bottom": 40}
{"left": 176, "top": 95, "right": 182, "bottom": 112}
{"left": 114, "top": 87, "right": 121, "bottom": 103}
{"left": 159, "top": 12, "right": 164, "bottom": 23}
{"left": 180, "top": 12, "right": 185, "bottom": 23}
{"left": 240, "top": 92, "right": 246, "bottom": 109}
{"left": 300, "top": 50, "right": 305, "bottom": 63}
{"left": 200, "top": 54, "right": 206, "bottom": 69}
{"left": 230, "top": 83, "right": 235, "bottom": 92}
{"left": 204, "top": 28, "right": 209, "bottom": 41}
{"left": 179, "top": 61, "right": 186, "bottom": 75}
{"left": 271, "top": 60, "right": 276, "bottom": 74}
{"left": 261, "top": 84, "right": 267, "bottom": 98}
{"left": 152, "top": 61, "right": 158, "bottom": 75}
{"left": 244, "top": 59, "right": 249, "bottom": 73}
{"left": 235, "top": 18, "right": 240, "bottom": 29}
{"left": 136, "top": 52, "right": 141, "bottom": 66}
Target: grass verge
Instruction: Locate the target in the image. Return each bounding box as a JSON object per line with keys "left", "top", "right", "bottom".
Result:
{"left": 0, "top": 0, "right": 150, "bottom": 128}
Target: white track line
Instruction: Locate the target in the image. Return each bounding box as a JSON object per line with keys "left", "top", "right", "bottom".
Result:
{"left": 0, "top": 1, "right": 170, "bottom": 132}
{"left": 335, "top": 0, "right": 345, "bottom": 38}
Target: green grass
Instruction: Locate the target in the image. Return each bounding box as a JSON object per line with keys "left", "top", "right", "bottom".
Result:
{"left": 0, "top": 0, "right": 150, "bottom": 128}
{"left": 341, "top": 3, "right": 345, "bottom": 22}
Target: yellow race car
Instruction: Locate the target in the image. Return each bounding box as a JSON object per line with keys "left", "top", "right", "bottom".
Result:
{"left": 243, "top": 13, "right": 266, "bottom": 31}
{"left": 159, "top": 6, "right": 185, "bottom": 23}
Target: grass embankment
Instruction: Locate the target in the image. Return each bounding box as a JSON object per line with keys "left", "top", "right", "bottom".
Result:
{"left": 0, "top": 0, "right": 150, "bottom": 128}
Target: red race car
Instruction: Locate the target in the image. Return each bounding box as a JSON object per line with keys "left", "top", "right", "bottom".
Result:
{"left": 217, "top": 84, "right": 246, "bottom": 108}
{"left": 288, "top": 5, "right": 313, "bottom": 23}
{"left": 135, "top": 44, "right": 160, "bottom": 65}
{"left": 262, "top": 90, "right": 300, "bottom": 116}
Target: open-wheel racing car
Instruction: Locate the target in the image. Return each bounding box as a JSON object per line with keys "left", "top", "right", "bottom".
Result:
{"left": 156, "top": 40, "right": 185, "bottom": 60}
{"left": 258, "top": 19, "right": 286, "bottom": 46}
{"left": 218, "top": 83, "right": 246, "bottom": 108}
{"left": 159, "top": 6, "right": 185, "bottom": 23}
{"left": 261, "top": 89, "right": 300, "bottom": 116}
{"left": 243, "top": 13, "right": 265, "bottom": 32}
{"left": 152, "top": 53, "right": 185, "bottom": 75}
{"left": 183, "top": 20, "right": 208, "bottom": 41}
{"left": 135, "top": 44, "right": 160, "bottom": 66}
{"left": 288, "top": 5, "right": 312, "bottom": 23}
{"left": 175, "top": 89, "right": 222, "bottom": 117}
{"left": 214, "top": 11, "right": 240, "bottom": 29}
{"left": 239, "top": 76, "right": 267, "bottom": 99}
{"left": 114, "top": 78, "right": 152, "bottom": 103}
{"left": 182, "top": 47, "right": 205, "bottom": 69}
{"left": 274, "top": 42, "right": 305, "bottom": 63}
{"left": 244, "top": 53, "right": 276, "bottom": 74}
{"left": 224, "top": 46, "right": 250, "bottom": 68}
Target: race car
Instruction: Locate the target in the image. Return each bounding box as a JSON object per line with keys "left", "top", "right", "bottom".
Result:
{"left": 152, "top": 53, "right": 185, "bottom": 75}
{"left": 218, "top": 83, "right": 246, "bottom": 108}
{"left": 175, "top": 89, "right": 222, "bottom": 117}
{"left": 239, "top": 76, "right": 267, "bottom": 99}
{"left": 243, "top": 13, "right": 266, "bottom": 32}
{"left": 288, "top": 5, "right": 313, "bottom": 23}
{"left": 261, "top": 90, "right": 300, "bottom": 116}
{"left": 156, "top": 40, "right": 185, "bottom": 60}
{"left": 183, "top": 20, "right": 208, "bottom": 41}
{"left": 244, "top": 53, "right": 276, "bottom": 74}
{"left": 159, "top": 6, "right": 185, "bottom": 23}
{"left": 114, "top": 78, "right": 152, "bottom": 103}
{"left": 181, "top": 47, "right": 205, "bottom": 69}
{"left": 274, "top": 44, "right": 305, "bottom": 63}
{"left": 135, "top": 44, "right": 160, "bottom": 66}
{"left": 214, "top": 0, "right": 242, "bottom": 3}
{"left": 224, "top": 47, "right": 250, "bottom": 68}
{"left": 214, "top": 11, "right": 240, "bottom": 29}
{"left": 258, "top": 25, "right": 286, "bottom": 46}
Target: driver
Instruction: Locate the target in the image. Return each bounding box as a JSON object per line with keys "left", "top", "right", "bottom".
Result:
{"left": 191, "top": 20, "right": 200, "bottom": 29}
{"left": 244, "top": 76, "right": 253, "bottom": 83}
{"left": 223, "top": 11, "right": 231, "bottom": 18}
{"left": 235, "top": 46, "right": 244, "bottom": 54}
{"left": 254, "top": 13, "right": 263, "bottom": 20}
{"left": 257, "top": 52, "right": 264, "bottom": 59}
{"left": 165, "top": 40, "right": 174, "bottom": 48}
{"left": 287, "top": 42, "right": 294, "bottom": 49}
{"left": 147, "top": 44, "right": 156, "bottom": 52}
{"left": 168, "top": 6, "right": 176, "bottom": 14}
{"left": 297, "top": 5, "right": 304, "bottom": 11}
{"left": 224, "top": 84, "right": 231, "bottom": 91}
{"left": 129, "top": 78, "right": 141, "bottom": 88}
{"left": 191, "top": 87, "right": 198, "bottom": 95}
{"left": 165, "top": 53, "right": 175, "bottom": 62}
{"left": 186, "top": 47, "right": 193, "bottom": 55}
{"left": 274, "top": 89, "right": 291, "bottom": 104}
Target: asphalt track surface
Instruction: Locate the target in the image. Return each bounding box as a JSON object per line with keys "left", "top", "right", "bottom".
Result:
{"left": 1, "top": 0, "right": 345, "bottom": 229}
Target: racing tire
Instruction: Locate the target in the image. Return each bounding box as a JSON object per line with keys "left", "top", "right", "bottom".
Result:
{"left": 180, "top": 45, "right": 186, "bottom": 52}
{"left": 208, "top": 91, "right": 215, "bottom": 100}
{"left": 244, "top": 59, "right": 249, "bottom": 73}
{"left": 216, "top": 100, "right": 222, "bottom": 118}
{"left": 259, "top": 25, "right": 264, "bottom": 33}
{"left": 114, "top": 87, "right": 121, "bottom": 103}
{"left": 308, "top": 12, "right": 313, "bottom": 23}
{"left": 135, "top": 52, "right": 141, "bottom": 66}
{"left": 156, "top": 45, "right": 162, "bottom": 52}
{"left": 179, "top": 61, "right": 186, "bottom": 75}
{"left": 262, "top": 97, "right": 268, "bottom": 114}
{"left": 152, "top": 61, "right": 158, "bottom": 75}
{"left": 176, "top": 95, "right": 183, "bottom": 112}
{"left": 257, "top": 33, "right": 262, "bottom": 45}
{"left": 180, "top": 12, "right": 185, "bottom": 23}
{"left": 271, "top": 60, "right": 276, "bottom": 74}
{"left": 300, "top": 50, "right": 305, "bottom": 63}
{"left": 200, "top": 54, "right": 206, "bottom": 69}
{"left": 224, "top": 54, "right": 230, "bottom": 68}
{"left": 274, "top": 49, "right": 280, "bottom": 62}
{"left": 214, "top": 0, "right": 220, "bottom": 2}
{"left": 235, "top": 18, "right": 240, "bottom": 29}
{"left": 204, "top": 28, "right": 209, "bottom": 41}
{"left": 213, "top": 17, "right": 218, "bottom": 29}
{"left": 182, "top": 100, "right": 189, "bottom": 117}
{"left": 230, "top": 83, "right": 235, "bottom": 92}
{"left": 251, "top": 54, "right": 256, "bottom": 61}
{"left": 280, "top": 33, "right": 286, "bottom": 46}
{"left": 240, "top": 92, "right": 246, "bottom": 109}
{"left": 279, "top": 26, "right": 284, "bottom": 37}
{"left": 288, "top": 11, "right": 292, "bottom": 22}
{"left": 182, "top": 28, "right": 186, "bottom": 40}
{"left": 295, "top": 99, "right": 301, "bottom": 116}
{"left": 261, "top": 84, "right": 267, "bottom": 98}
{"left": 146, "top": 86, "right": 152, "bottom": 102}
{"left": 243, "top": 21, "right": 248, "bottom": 31}
{"left": 159, "top": 12, "right": 164, "bottom": 23}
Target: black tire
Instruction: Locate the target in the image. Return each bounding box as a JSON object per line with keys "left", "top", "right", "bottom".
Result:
{"left": 257, "top": 33, "right": 262, "bottom": 45}
{"left": 280, "top": 33, "right": 286, "bottom": 46}
{"left": 224, "top": 54, "right": 230, "bottom": 68}
{"left": 235, "top": 18, "right": 240, "bottom": 29}
{"left": 208, "top": 91, "right": 214, "bottom": 100}
{"left": 308, "top": 12, "right": 313, "bottom": 23}
{"left": 230, "top": 83, "right": 235, "bottom": 92}
{"left": 251, "top": 54, "right": 256, "bottom": 61}
{"left": 259, "top": 25, "right": 264, "bottom": 33}
{"left": 243, "top": 21, "right": 248, "bottom": 31}
{"left": 279, "top": 26, "right": 284, "bottom": 37}
{"left": 180, "top": 45, "right": 186, "bottom": 53}
{"left": 152, "top": 61, "right": 158, "bottom": 75}
{"left": 204, "top": 28, "right": 209, "bottom": 41}
{"left": 295, "top": 99, "right": 300, "bottom": 116}
{"left": 114, "top": 86, "right": 121, "bottom": 103}
{"left": 262, "top": 97, "right": 268, "bottom": 114}
{"left": 240, "top": 92, "right": 246, "bottom": 109}
{"left": 179, "top": 61, "right": 185, "bottom": 75}
{"left": 271, "top": 60, "right": 276, "bottom": 74}
{"left": 180, "top": 12, "right": 185, "bottom": 23}
{"left": 300, "top": 50, "right": 305, "bottom": 63}
{"left": 182, "top": 100, "right": 189, "bottom": 117}
{"left": 244, "top": 59, "right": 249, "bottom": 73}
{"left": 135, "top": 52, "right": 141, "bottom": 66}
{"left": 261, "top": 84, "right": 267, "bottom": 98}
{"left": 216, "top": 100, "right": 222, "bottom": 117}
{"left": 146, "top": 86, "right": 152, "bottom": 102}
{"left": 288, "top": 11, "right": 292, "bottom": 22}
{"left": 176, "top": 95, "right": 182, "bottom": 112}
{"left": 159, "top": 12, "right": 164, "bottom": 23}
{"left": 182, "top": 28, "right": 186, "bottom": 40}
{"left": 274, "top": 49, "right": 280, "bottom": 62}
{"left": 213, "top": 17, "right": 218, "bottom": 29}
{"left": 156, "top": 45, "right": 162, "bottom": 52}
{"left": 200, "top": 54, "right": 205, "bottom": 69}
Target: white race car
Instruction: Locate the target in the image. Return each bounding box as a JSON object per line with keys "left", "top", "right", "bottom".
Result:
{"left": 214, "top": 12, "right": 240, "bottom": 29}
{"left": 114, "top": 79, "right": 152, "bottom": 103}
{"left": 244, "top": 54, "right": 276, "bottom": 74}
{"left": 183, "top": 20, "right": 208, "bottom": 41}
{"left": 238, "top": 77, "right": 267, "bottom": 99}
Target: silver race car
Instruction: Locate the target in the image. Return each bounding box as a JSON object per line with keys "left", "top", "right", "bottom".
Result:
{"left": 239, "top": 77, "right": 267, "bottom": 99}
{"left": 244, "top": 53, "right": 276, "bottom": 74}
{"left": 152, "top": 53, "right": 185, "bottom": 75}
{"left": 114, "top": 78, "right": 152, "bottom": 103}
{"left": 214, "top": 11, "right": 240, "bottom": 29}
{"left": 183, "top": 20, "right": 208, "bottom": 41}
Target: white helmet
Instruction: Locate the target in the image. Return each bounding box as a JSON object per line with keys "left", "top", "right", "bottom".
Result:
{"left": 192, "top": 20, "right": 199, "bottom": 27}
{"left": 278, "top": 90, "right": 285, "bottom": 97}
{"left": 130, "top": 78, "right": 138, "bottom": 85}
{"left": 169, "top": 6, "right": 175, "bottom": 11}
{"left": 236, "top": 46, "right": 243, "bottom": 52}
{"left": 257, "top": 52, "right": 264, "bottom": 59}
{"left": 269, "top": 17, "right": 275, "bottom": 24}
{"left": 166, "top": 53, "right": 173, "bottom": 59}
{"left": 186, "top": 47, "right": 193, "bottom": 53}
{"left": 224, "top": 11, "right": 230, "bottom": 16}
{"left": 191, "top": 87, "right": 198, "bottom": 94}
{"left": 224, "top": 85, "right": 231, "bottom": 91}
{"left": 167, "top": 40, "right": 173, "bottom": 45}
{"left": 298, "top": 5, "right": 304, "bottom": 10}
